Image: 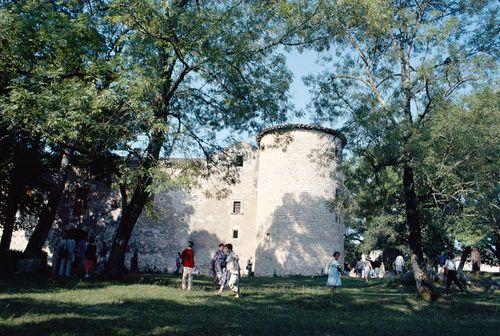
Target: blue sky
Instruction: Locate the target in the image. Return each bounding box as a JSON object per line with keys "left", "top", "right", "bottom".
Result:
{"left": 228, "top": 48, "right": 328, "bottom": 146}
{"left": 135, "top": 49, "right": 330, "bottom": 156}
{"left": 286, "top": 49, "right": 324, "bottom": 122}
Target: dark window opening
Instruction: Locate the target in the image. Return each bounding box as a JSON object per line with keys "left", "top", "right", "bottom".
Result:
{"left": 233, "top": 230, "right": 239, "bottom": 239}
{"left": 234, "top": 155, "right": 244, "bottom": 167}
{"left": 232, "top": 201, "right": 241, "bottom": 214}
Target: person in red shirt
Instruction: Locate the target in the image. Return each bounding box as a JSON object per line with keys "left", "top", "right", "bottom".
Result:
{"left": 181, "top": 241, "right": 195, "bottom": 290}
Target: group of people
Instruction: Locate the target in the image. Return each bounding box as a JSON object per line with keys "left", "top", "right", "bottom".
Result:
{"left": 329, "top": 251, "right": 468, "bottom": 295}
{"left": 55, "top": 232, "right": 108, "bottom": 278}
{"left": 353, "top": 256, "right": 393, "bottom": 282}
{"left": 326, "top": 251, "right": 383, "bottom": 293}
{"left": 176, "top": 241, "right": 242, "bottom": 298}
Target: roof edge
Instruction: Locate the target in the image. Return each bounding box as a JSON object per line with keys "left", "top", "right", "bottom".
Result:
{"left": 256, "top": 124, "right": 347, "bottom": 147}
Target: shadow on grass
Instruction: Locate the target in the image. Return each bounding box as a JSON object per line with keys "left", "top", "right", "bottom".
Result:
{"left": 0, "top": 274, "right": 498, "bottom": 336}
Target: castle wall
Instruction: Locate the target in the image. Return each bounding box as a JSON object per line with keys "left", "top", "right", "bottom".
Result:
{"left": 130, "top": 143, "right": 259, "bottom": 273}
{"left": 8, "top": 125, "right": 345, "bottom": 277}
{"left": 254, "top": 129, "right": 344, "bottom": 276}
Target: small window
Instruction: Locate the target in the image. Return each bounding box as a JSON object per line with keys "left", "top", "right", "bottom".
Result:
{"left": 232, "top": 201, "right": 241, "bottom": 214}
{"left": 234, "top": 155, "right": 244, "bottom": 167}
{"left": 233, "top": 230, "right": 239, "bottom": 239}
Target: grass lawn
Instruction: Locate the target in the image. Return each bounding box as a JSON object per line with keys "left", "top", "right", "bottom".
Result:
{"left": 0, "top": 274, "right": 498, "bottom": 336}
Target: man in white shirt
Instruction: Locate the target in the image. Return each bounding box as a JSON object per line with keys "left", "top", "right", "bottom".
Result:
{"left": 444, "top": 253, "right": 466, "bottom": 294}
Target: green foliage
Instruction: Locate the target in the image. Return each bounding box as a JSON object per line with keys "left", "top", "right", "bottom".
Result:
{"left": 104, "top": 0, "right": 303, "bottom": 208}
{"left": 0, "top": 0, "right": 137, "bottom": 154}
{"left": 303, "top": 1, "right": 499, "bottom": 262}
{"left": 0, "top": 1, "right": 137, "bottom": 238}
{"left": 417, "top": 89, "right": 500, "bottom": 250}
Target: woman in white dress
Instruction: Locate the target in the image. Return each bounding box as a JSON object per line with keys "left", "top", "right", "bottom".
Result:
{"left": 326, "top": 251, "right": 342, "bottom": 293}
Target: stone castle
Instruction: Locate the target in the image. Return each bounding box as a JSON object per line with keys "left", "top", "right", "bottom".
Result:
{"left": 9, "top": 124, "right": 346, "bottom": 276}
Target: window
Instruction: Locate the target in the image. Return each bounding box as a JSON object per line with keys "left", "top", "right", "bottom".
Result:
{"left": 232, "top": 201, "right": 241, "bottom": 214}
{"left": 233, "top": 230, "right": 239, "bottom": 239}
{"left": 234, "top": 155, "right": 244, "bottom": 167}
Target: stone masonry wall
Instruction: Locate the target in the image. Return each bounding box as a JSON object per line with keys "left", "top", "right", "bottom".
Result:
{"left": 9, "top": 125, "right": 344, "bottom": 276}
{"left": 254, "top": 129, "right": 344, "bottom": 276}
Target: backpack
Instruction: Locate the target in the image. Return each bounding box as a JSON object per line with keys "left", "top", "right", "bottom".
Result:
{"left": 57, "top": 240, "right": 69, "bottom": 258}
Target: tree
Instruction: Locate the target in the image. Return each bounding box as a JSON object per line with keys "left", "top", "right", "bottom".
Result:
{"left": 0, "top": 128, "right": 45, "bottom": 254}
{"left": 103, "top": 0, "right": 315, "bottom": 278}
{"left": 0, "top": 0, "right": 136, "bottom": 257}
{"left": 338, "top": 88, "right": 499, "bottom": 273}
{"left": 305, "top": 0, "right": 498, "bottom": 299}
{"left": 419, "top": 89, "right": 499, "bottom": 267}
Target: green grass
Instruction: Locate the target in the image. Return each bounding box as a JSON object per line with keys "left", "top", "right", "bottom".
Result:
{"left": 0, "top": 274, "right": 498, "bottom": 336}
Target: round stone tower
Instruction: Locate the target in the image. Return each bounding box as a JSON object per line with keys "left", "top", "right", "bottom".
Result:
{"left": 254, "top": 124, "right": 346, "bottom": 276}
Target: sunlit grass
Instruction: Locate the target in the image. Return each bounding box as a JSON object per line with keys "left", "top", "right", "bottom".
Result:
{"left": 0, "top": 274, "right": 498, "bottom": 335}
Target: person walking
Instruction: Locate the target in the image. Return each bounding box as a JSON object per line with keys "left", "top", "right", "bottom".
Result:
{"left": 326, "top": 251, "right": 342, "bottom": 293}
{"left": 394, "top": 255, "right": 404, "bottom": 276}
{"left": 180, "top": 241, "right": 195, "bottom": 291}
{"left": 58, "top": 232, "right": 75, "bottom": 277}
{"left": 444, "top": 253, "right": 466, "bottom": 295}
{"left": 217, "top": 244, "right": 241, "bottom": 298}
{"left": 84, "top": 236, "right": 97, "bottom": 279}
{"left": 363, "top": 258, "right": 373, "bottom": 282}
{"left": 211, "top": 243, "right": 226, "bottom": 289}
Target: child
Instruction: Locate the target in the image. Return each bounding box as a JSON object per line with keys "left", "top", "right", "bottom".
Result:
{"left": 326, "top": 251, "right": 342, "bottom": 293}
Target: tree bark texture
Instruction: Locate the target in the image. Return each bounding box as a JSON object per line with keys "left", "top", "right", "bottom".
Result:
{"left": 458, "top": 246, "right": 471, "bottom": 272}
{"left": 105, "top": 133, "right": 164, "bottom": 278}
{"left": 404, "top": 165, "right": 439, "bottom": 301}
{"left": 23, "top": 151, "right": 70, "bottom": 258}
{"left": 0, "top": 156, "right": 23, "bottom": 254}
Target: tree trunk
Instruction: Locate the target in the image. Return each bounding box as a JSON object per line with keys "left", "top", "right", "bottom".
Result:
{"left": 404, "top": 165, "right": 439, "bottom": 301}
{"left": 458, "top": 246, "right": 471, "bottom": 272}
{"left": 105, "top": 133, "right": 163, "bottom": 279}
{"left": 105, "top": 181, "right": 150, "bottom": 278}
{"left": 23, "top": 151, "right": 70, "bottom": 258}
{"left": 0, "top": 157, "right": 23, "bottom": 254}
